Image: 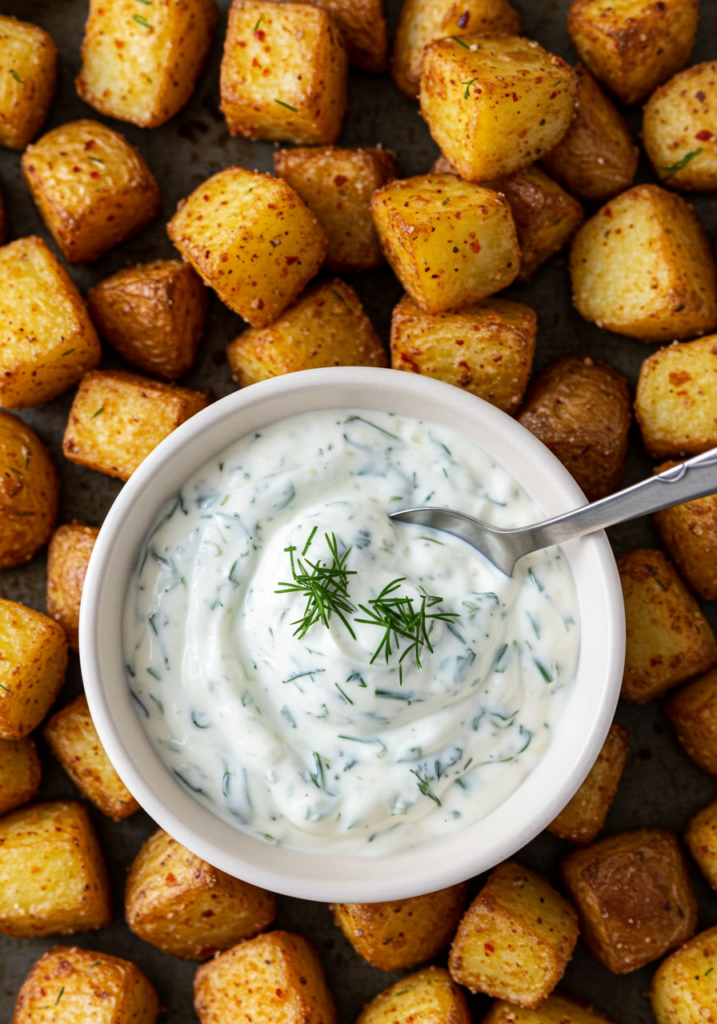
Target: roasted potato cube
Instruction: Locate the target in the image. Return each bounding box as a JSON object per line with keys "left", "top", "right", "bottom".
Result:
{"left": 0, "top": 236, "right": 101, "bottom": 409}
{"left": 391, "top": 0, "right": 521, "bottom": 99}
{"left": 227, "top": 278, "right": 386, "bottom": 386}
{"left": 0, "top": 800, "right": 111, "bottom": 937}
{"left": 76, "top": 0, "right": 218, "bottom": 128}
{"left": 484, "top": 993, "right": 615, "bottom": 1024}
{"left": 220, "top": 0, "right": 347, "bottom": 145}
{"left": 0, "top": 409, "right": 59, "bottom": 571}
{"left": 650, "top": 925, "right": 717, "bottom": 1024}
{"left": 168, "top": 166, "right": 327, "bottom": 328}
{"left": 686, "top": 799, "right": 717, "bottom": 892}
{"left": 420, "top": 36, "right": 575, "bottom": 183}
{"left": 548, "top": 724, "right": 629, "bottom": 845}
{"left": 0, "top": 736, "right": 40, "bottom": 817}
{"left": 448, "top": 861, "right": 578, "bottom": 1008}
{"left": 653, "top": 461, "right": 717, "bottom": 600}
{"left": 517, "top": 355, "right": 631, "bottom": 502}
{"left": 306, "top": 0, "right": 387, "bottom": 72}
{"left": 22, "top": 120, "right": 161, "bottom": 264}
{"left": 13, "top": 945, "right": 159, "bottom": 1024}
{"left": 274, "top": 146, "right": 398, "bottom": 273}
{"left": 570, "top": 185, "right": 717, "bottom": 343}
{"left": 666, "top": 668, "right": 717, "bottom": 778}
{"left": 0, "top": 15, "right": 57, "bottom": 150}
{"left": 356, "top": 967, "right": 471, "bottom": 1024}
{"left": 541, "top": 63, "right": 639, "bottom": 201}
{"left": 46, "top": 524, "right": 99, "bottom": 653}
{"left": 43, "top": 695, "right": 139, "bottom": 822}
{"left": 87, "top": 260, "right": 207, "bottom": 382}
{"left": 390, "top": 294, "right": 535, "bottom": 414}
{"left": 371, "top": 173, "right": 519, "bottom": 315}
{"left": 63, "top": 369, "right": 208, "bottom": 482}
{"left": 568, "top": 0, "right": 698, "bottom": 105}
{"left": 194, "top": 930, "right": 336, "bottom": 1024}
{"left": 643, "top": 61, "right": 717, "bottom": 191}
{"left": 126, "top": 828, "right": 276, "bottom": 960}
{"left": 0, "top": 598, "right": 67, "bottom": 740}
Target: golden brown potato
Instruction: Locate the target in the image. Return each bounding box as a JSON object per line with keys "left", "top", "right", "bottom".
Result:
{"left": 194, "top": 930, "right": 337, "bottom": 1024}
{"left": 484, "top": 993, "right": 615, "bottom": 1024}
{"left": 22, "top": 120, "right": 161, "bottom": 264}
{"left": 0, "top": 186, "right": 5, "bottom": 244}
{"left": 653, "top": 461, "right": 717, "bottom": 600}
{"left": 541, "top": 63, "right": 638, "bottom": 201}
{"left": 391, "top": 0, "right": 521, "bottom": 99}
{"left": 0, "top": 801, "right": 111, "bottom": 938}
{"left": 685, "top": 799, "right": 717, "bottom": 892}
{"left": 87, "top": 260, "right": 207, "bottom": 382}
{"left": 643, "top": 61, "right": 717, "bottom": 191}
{"left": 46, "top": 524, "right": 99, "bottom": 653}
{"left": 570, "top": 185, "right": 717, "bottom": 343}
{"left": 420, "top": 36, "right": 575, "bottom": 183}
{"left": 126, "top": 828, "right": 276, "bottom": 960}
{"left": 666, "top": 668, "right": 717, "bottom": 778}
{"left": 167, "top": 166, "right": 328, "bottom": 329}
{"left": 371, "top": 173, "right": 519, "bottom": 315}
{"left": 548, "top": 723, "right": 629, "bottom": 845}
{"left": 448, "top": 861, "right": 578, "bottom": 1009}
{"left": 0, "top": 409, "right": 59, "bottom": 571}
{"left": 76, "top": 0, "right": 218, "bottom": 128}
{"left": 0, "top": 15, "right": 57, "bottom": 150}
{"left": 220, "top": 0, "right": 348, "bottom": 145}
{"left": 227, "top": 278, "right": 386, "bottom": 387}
{"left": 0, "top": 236, "right": 101, "bottom": 409}
{"left": 274, "top": 146, "right": 398, "bottom": 273}
{"left": 390, "top": 294, "right": 536, "bottom": 414}
{"left": 356, "top": 967, "right": 472, "bottom": 1024}
{"left": 650, "top": 925, "right": 717, "bottom": 1024}
{"left": 517, "top": 355, "right": 631, "bottom": 502}
{"left": 0, "top": 736, "right": 40, "bottom": 817}
{"left": 0, "top": 598, "right": 67, "bottom": 740}
{"left": 567, "top": 0, "right": 699, "bottom": 105}
{"left": 13, "top": 945, "right": 159, "bottom": 1024}
{"left": 63, "top": 369, "right": 208, "bottom": 482}
{"left": 305, "top": 0, "right": 387, "bottom": 72}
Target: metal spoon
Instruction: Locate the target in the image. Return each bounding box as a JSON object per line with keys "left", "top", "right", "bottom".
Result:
{"left": 390, "top": 447, "right": 717, "bottom": 577}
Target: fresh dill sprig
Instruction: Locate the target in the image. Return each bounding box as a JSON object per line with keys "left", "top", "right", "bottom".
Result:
{"left": 410, "top": 766, "right": 441, "bottom": 806}
{"left": 356, "top": 578, "right": 459, "bottom": 671}
{"left": 275, "top": 532, "right": 357, "bottom": 639}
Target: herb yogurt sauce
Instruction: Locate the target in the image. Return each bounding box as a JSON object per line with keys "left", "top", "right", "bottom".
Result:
{"left": 124, "top": 409, "right": 580, "bottom": 856}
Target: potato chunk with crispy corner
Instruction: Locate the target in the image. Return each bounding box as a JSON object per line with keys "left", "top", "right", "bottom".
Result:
{"left": 0, "top": 410, "right": 59, "bottom": 571}
{"left": 126, "top": 828, "right": 276, "bottom": 960}
{"left": 570, "top": 185, "right": 717, "bottom": 343}
{"left": 517, "top": 355, "right": 631, "bottom": 502}
{"left": 653, "top": 461, "right": 717, "bottom": 600}
{"left": 76, "top": 0, "right": 218, "bottom": 128}
{"left": 448, "top": 861, "right": 578, "bottom": 1008}
{"left": 356, "top": 966, "right": 472, "bottom": 1024}
{"left": 274, "top": 146, "right": 398, "bottom": 273}
{"left": 306, "top": 0, "right": 387, "bottom": 72}
{"left": 666, "top": 668, "right": 717, "bottom": 778}
{"left": 168, "top": 166, "right": 327, "bottom": 328}
{"left": 0, "top": 801, "right": 111, "bottom": 938}
{"left": 87, "top": 260, "right": 207, "bottom": 382}
{"left": 0, "top": 736, "right": 40, "bottom": 817}
{"left": 13, "top": 945, "right": 159, "bottom": 1024}
{"left": 686, "top": 799, "right": 717, "bottom": 892}
{"left": 194, "top": 930, "right": 336, "bottom": 1024}
{"left": 220, "top": 0, "right": 347, "bottom": 145}
{"left": 0, "top": 599, "right": 67, "bottom": 740}
{"left": 0, "top": 15, "right": 57, "bottom": 150}
{"left": 46, "top": 524, "right": 99, "bottom": 653}
{"left": 484, "top": 992, "right": 615, "bottom": 1024}
{"left": 650, "top": 924, "right": 717, "bottom": 1024}
{"left": 420, "top": 36, "right": 575, "bottom": 183}
{"left": 22, "top": 120, "right": 161, "bottom": 264}
{"left": 643, "top": 62, "right": 717, "bottom": 191}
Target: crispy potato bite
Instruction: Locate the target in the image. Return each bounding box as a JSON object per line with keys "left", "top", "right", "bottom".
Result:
{"left": 390, "top": 294, "right": 535, "bottom": 414}
{"left": 76, "top": 0, "right": 218, "bottom": 128}
{"left": 517, "top": 355, "right": 631, "bottom": 501}
{"left": 194, "top": 930, "right": 336, "bottom": 1024}
{"left": 0, "top": 15, "right": 57, "bottom": 150}
{"left": 686, "top": 799, "right": 717, "bottom": 892}
{"left": 570, "top": 185, "right": 717, "bottom": 343}
{"left": 226, "top": 279, "right": 386, "bottom": 387}
{"left": 420, "top": 36, "right": 575, "bottom": 183}
{"left": 274, "top": 146, "right": 398, "bottom": 273}
{"left": 0, "top": 801, "right": 111, "bottom": 937}
{"left": 63, "top": 370, "right": 208, "bottom": 482}
{"left": 168, "top": 166, "right": 327, "bottom": 328}
{"left": 371, "top": 173, "right": 519, "bottom": 315}
{"left": 126, "top": 828, "right": 276, "bottom": 960}
{"left": 0, "top": 599, "right": 67, "bottom": 740}
{"left": 220, "top": 0, "right": 347, "bottom": 145}
{"left": 651, "top": 925, "right": 717, "bottom": 1024}
{"left": 46, "top": 524, "right": 99, "bottom": 652}
{"left": 0, "top": 236, "right": 101, "bottom": 409}
{"left": 643, "top": 62, "right": 717, "bottom": 191}
{"left": 43, "top": 695, "right": 139, "bottom": 822}
{"left": 567, "top": 0, "right": 699, "bottom": 105}
{"left": 306, "top": 0, "right": 387, "bottom": 72}
{"left": 484, "top": 992, "right": 615, "bottom": 1024}
{"left": 13, "top": 945, "right": 159, "bottom": 1024}
{"left": 356, "top": 966, "right": 471, "bottom": 1024}
{"left": 22, "top": 120, "right": 161, "bottom": 264}
{"left": 87, "top": 260, "right": 207, "bottom": 381}
{"left": 0, "top": 410, "right": 59, "bottom": 571}
{"left": 666, "top": 668, "right": 717, "bottom": 778}
{"left": 0, "top": 736, "right": 40, "bottom": 817}
{"left": 448, "top": 861, "right": 578, "bottom": 1008}
{"left": 653, "top": 461, "right": 717, "bottom": 599}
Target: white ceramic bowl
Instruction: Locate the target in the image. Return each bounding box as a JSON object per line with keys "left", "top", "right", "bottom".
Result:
{"left": 80, "top": 366, "right": 624, "bottom": 902}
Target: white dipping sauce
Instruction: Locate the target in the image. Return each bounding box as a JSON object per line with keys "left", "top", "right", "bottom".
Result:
{"left": 124, "top": 409, "right": 580, "bottom": 856}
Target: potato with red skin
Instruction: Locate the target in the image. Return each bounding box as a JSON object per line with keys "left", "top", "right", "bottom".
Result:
{"left": 0, "top": 410, "right": 58, "bottom": 570}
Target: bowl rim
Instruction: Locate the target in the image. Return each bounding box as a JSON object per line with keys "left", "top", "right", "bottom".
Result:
{"left": 80, "top": 366, "right": 625, "bottom": 902}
